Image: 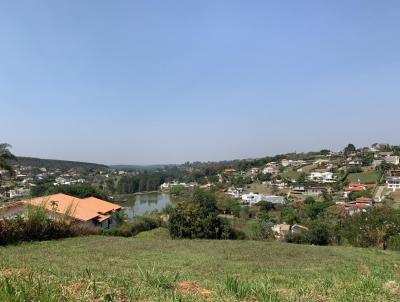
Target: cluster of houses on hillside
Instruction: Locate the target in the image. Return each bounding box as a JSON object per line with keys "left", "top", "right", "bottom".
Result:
{"left": 215, "top": 145, "right": 400, "bottom": 217}
{"left": 0, "top": 165, "right": 90, "bottom": 200}
{"left": 0, "top": 163, "right": 132, "bottom": 202}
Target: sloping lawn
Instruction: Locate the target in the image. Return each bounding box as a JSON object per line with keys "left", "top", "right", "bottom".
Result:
{"left": 347, "top": 171, "right": 380, "bottom": 184}
{"left": 0, "top": 236, "right": 399, "bottom": 301}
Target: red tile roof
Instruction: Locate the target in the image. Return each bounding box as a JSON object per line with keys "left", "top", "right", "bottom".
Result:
{"left": 22, "top": 193, "right": 122, "bottom": 222}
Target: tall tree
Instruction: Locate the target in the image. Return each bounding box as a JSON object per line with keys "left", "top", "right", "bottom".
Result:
{"left": 344, "top": 144, "right": 356, "bottom": 155}
{"left": 0, "top": 143, "right": 16, "bottom": 175}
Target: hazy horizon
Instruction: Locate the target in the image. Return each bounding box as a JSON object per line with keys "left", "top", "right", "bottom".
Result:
{"left": 8, "top": 140, "right": 394, "bottom": 166}
{"left": 1, "top": 1, "right": 399, "bottom": 165}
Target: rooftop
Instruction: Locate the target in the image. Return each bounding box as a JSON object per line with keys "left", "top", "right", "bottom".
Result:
{"left": 22, "top": 193, "right": 122, "bottom": 222}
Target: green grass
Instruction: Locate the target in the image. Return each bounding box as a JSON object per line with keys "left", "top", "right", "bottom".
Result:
{"left": 0, "top": 236, "right": 400, "bottom": 301}
{"left": 135, "top": 227, "right": 171, "bottom": 239}
{"left": 281, "top": 170, "right": 301, "bottom": 180}
{"left": 247, "top": 183, "right": 274, "bottom": 195}
{"left": 347, "top": 171, "right": 380, "bottom": 184}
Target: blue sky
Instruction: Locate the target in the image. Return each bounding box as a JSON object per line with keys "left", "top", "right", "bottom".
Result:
{"left": 1, "top": 1, "right": 399, "bottom": 165}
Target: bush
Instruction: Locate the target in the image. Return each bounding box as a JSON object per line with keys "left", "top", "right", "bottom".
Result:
{"left": 340, "top": 207, "right": 400, "bottom": 249}
{"left": 70, "top": 223, "right": 101, "bottom": 236}
{"left": 388, "top": 235, "right": 400, "bottom": 251}
{"left": 284, "top": 232, "right": 309, "bottom": 244}
{"left": 244, "top": 220, "right": 274, "bottom": 241}
{"left": 103, "top": 215, "right": 162, "bottom": 237}
{"left": 168, "top": 190, "right": 230, "bottom": 239}
{"left": 0, "top": 205, "right": 75, "bottom": 245}
{"left": 308, "top": 221, "right": 332, "bottom": 245}
{"left": 226, "top": 227, "right": 246, "bottom": 240}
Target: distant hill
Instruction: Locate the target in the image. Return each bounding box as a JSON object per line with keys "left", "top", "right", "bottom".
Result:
{"left": 11, "top": 157, "right": 108, "bottom": 170}
{"left": 110, "top": 164, "right": 176, "bottom": 171}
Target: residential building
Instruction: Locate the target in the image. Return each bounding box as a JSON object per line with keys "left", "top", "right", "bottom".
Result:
{"left": 281, "top": 159, "right": 290, "bottom": 167}
{"left": 372, "top": 160, "right": 383, "bottom": 168}
{"left": 308, "top": 172, "right": 336, "bottom": 183}
{"left": 241, "top": 192, "right": 262, "bottom": 205}
{"left": 384, "top": 156, "right": 400, "bottom": 166}
{"left": 261, "top": 195, "right": 286, "bottom": 204}
{"left": 292, "top": 186, "right": 305, "bottom": 194}
{"left": 344, "top": 183, "right": 368, "bottom": 198}
{"left": 241, "top": 193, "right": 286, "bottom": 205}
{"left": 250, "top": 167, "right": 260, "bottom": 175}
{"left": 386, "top": 177, "right": 400, "bottom": 191}
{"left": 226, "top": 187, "right": 243, "bottom": 198}
{"left": 291, "top": 224, "right": 309, "bottom": 234}
{"left": 224, "top": 168, "right": 237, "bottom": 174}
{"left": 272, "top": 224, "right": 291, "bottom": 238}
{"left": 262, "top": 166, "right": 278, "bottom": 175}
{"left": 22, "top": 193, "right": 123, "bottom": 228}
{"left": 304, "top": 186, "right": 326, "bottom": 196}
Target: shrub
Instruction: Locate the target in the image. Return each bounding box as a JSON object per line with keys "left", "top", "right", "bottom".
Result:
{"left": 388, "top": 235, "right": 400, "bottom": 251}
{"left": 225, "top": 227, "right": 246, "bottom": 240}
{"left": 308, "top": 221, "right": 332, "bottom": 245}
{"left": 137, "top": 265, "right": 180, "bottom": 290}
{"left": 244, "top": 220, "right": 274, "bottom": 241}
{"left": 0, "top": 205, "right": 76, "bottom": 245}
{"left": 70, "top": 223, "right": 101, "bottom": 236}
{"left": 305, "top": 201, "right": 335, "bottom": 220}
{"left": 285, "top": 232, "right": 309, "bottom": 244}
{"left": 169, "top": 185, "right": 185, "bottom": 196}
{"left": 103, "top": 215, "right": 161, "bottom": 237}
{"left": 340, "top": 207, "right": 400, "bottom": 249}
{"left": 0, "top": 204, "right": 107, "bottom": 245}
{"left": 304, "top": 197, "right": 316, "bottom": 205}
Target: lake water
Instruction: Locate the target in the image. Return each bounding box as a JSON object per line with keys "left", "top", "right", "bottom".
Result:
{"left": 123, "top": 192, "right": 171, "bottom": 218}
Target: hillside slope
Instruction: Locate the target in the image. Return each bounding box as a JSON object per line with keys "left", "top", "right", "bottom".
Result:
{"left": 11, "top": 156, "right": 108, "bottom": 170}
{"left": 0, "top": 236, "right": 399, "bottom": 301}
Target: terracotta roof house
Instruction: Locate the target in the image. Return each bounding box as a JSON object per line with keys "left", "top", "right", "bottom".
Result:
{"left": 224, "top": 168, "right": 237, "bottom": 174}
{"left": 347, "top": 183, "right": 368, "bottom": 192}
{"left": 23, "top": 193, "right": 123, "bottom": 228}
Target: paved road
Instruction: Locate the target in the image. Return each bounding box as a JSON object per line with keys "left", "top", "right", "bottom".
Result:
{"left": 374, "top": 186, "right": 385, "bottom": 202}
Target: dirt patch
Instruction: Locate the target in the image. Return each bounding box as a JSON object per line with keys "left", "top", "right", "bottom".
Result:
{"left": 383, "top": 281, "right": 400, "bottom": 295}
{"left": 62, "top": 281, "right": 87, "bottom": 296}
{"left": 276, "top": 287, "right": 295, "bottom": 297}
{"left": 0, "top": 268, "right": 36, "bottom": 278}
{"left": 360, "top": 264, "right": 372, "bottom": 276}
{"left": 175, "top": 281, "right": 213, "bottom": 299}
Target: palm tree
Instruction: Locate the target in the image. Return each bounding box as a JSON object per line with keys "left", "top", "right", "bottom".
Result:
{"left": 0, "top": 143, "right": 16, "bottom": 176}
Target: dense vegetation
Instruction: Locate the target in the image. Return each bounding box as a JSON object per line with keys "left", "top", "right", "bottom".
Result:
{"left": 32, "top": 183, "right": 109, "bottom": 200}
{"left": 116, "top": 172, "right": 170, "bottom": 193}
{"left": 168, "top": 190, "right": 234, "bottom": 239}
{"left": 0, "top": 205, "right": 99, "bottom": 245}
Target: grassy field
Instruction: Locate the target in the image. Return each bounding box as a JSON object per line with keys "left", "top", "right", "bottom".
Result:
{"left": 0, "top": 235, "right": 400, "bottom": 301}
{"left": 247, "top": 183, "right": 274, "bottom": 195}
{"left": 281, "top": 170, "right": 302, "bottom": 181}
{"left": 346, "top": 171, "right": 380, "bottom": 184}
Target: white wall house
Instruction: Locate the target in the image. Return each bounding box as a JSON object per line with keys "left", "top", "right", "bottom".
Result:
{"left": 386, "top": 177, "right": 400, "bottom": 191}
{"left": 241, "top": 193, "right": 262, "bottom": 205}
{"left": 385, "top": 156, "right": 400, "bottom": 166}
{"left": 262, "top": 166, "right": 278, "bottom": 175}
{"left": 308, "top": 172, "right": 336, "bottom": 183}
{"left": 241, "top": 193, "right": 286, "bottom": 205}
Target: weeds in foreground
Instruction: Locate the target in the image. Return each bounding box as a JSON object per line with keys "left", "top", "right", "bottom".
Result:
{"left": 137, "top": 264, "right": 180, "bottom": 290}
{"left": 223, "top": 275, "right": 280, "bottom": 301}
{"left": 0, "top": 274, "right": 62, "bottom": 302}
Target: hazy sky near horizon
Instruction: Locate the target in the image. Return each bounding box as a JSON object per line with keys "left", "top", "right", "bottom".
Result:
{"left": 1, "top": 1, "right": 399, "bottom": 165}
